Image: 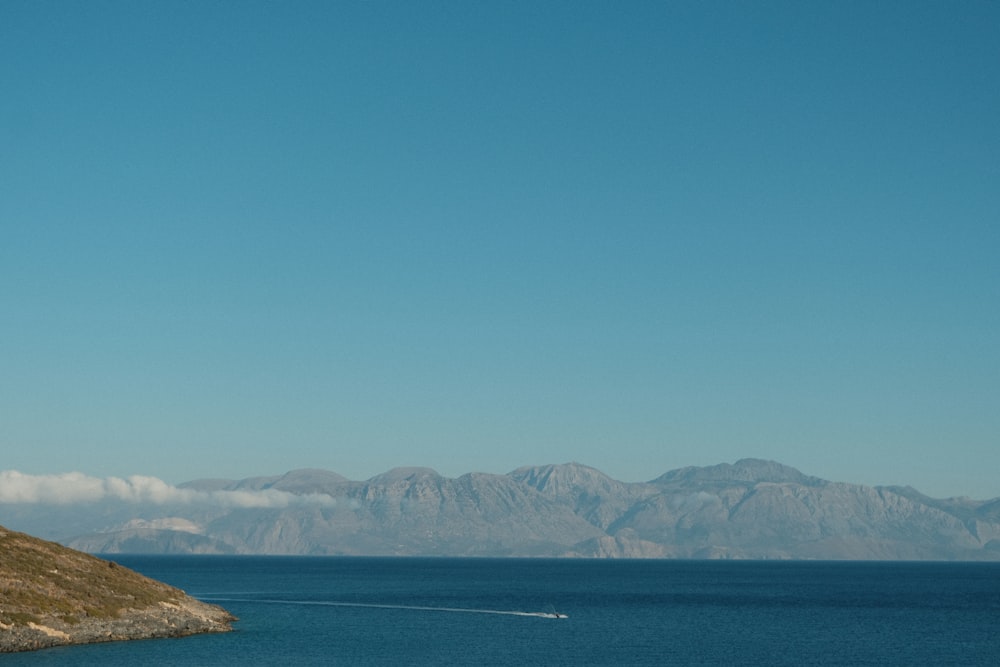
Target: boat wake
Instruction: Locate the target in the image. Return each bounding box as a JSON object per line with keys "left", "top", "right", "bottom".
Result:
{"left": 202, "top": 597, "right": 567, "bottom": 619}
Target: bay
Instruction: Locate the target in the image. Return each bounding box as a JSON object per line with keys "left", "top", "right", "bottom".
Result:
{"left": 6, "top": 557, "right": 999, "bottom": 665}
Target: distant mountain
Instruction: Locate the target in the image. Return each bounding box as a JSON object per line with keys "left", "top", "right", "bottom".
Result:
{"left": 3, "top": 460, "right": 999, "bottom": 560}
{"left": 651, "top": 458, "right": 824, "bottom": 486}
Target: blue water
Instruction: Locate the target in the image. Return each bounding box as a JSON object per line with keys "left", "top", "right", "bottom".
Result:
{"left": 7, "top": 557, "right": 1000, "bottom": 665}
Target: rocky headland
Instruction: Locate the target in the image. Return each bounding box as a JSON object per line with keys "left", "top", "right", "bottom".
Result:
{"left": 0, "top": 525, "right": 235, "bottom": 653}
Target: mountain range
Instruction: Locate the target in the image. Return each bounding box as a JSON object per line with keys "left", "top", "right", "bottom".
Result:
{"left": 3, "top": 459, "right": 999, "bottom": 560}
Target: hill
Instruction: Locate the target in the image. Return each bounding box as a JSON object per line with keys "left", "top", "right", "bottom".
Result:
{"left": 0, "top": 525, "right": 235, "bottom": 653}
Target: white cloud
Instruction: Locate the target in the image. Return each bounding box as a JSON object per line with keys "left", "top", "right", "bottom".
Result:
{"left": 0, "top": 470, "right": 338, "bottom": 508}
{"left": 120, "top": 517, "right": 204, "bottom": 534}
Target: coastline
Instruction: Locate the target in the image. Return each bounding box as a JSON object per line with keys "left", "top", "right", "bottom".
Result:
{"left": 1, "top": 595, "right": 235, "bottom": 653}
{"left": 0, "top": 526, "right": 236, "bottom": 654}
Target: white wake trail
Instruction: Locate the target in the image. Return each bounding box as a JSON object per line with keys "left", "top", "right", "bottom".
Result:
{"left": 202, "top": 597, "right": 567, "bottom": 618}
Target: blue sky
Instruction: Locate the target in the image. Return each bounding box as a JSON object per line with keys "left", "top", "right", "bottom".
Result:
{"left": 2, "top": 1, "right": 998, "bottom": 498}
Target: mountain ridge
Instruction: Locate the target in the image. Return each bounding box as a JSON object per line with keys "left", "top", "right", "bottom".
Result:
{"left": 3, "top": 460, "right": 998, "bottom": 560}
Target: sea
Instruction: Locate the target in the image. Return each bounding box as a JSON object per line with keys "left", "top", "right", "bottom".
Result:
{"left": 6, "top": 557, "right": 999, "bottom": 665}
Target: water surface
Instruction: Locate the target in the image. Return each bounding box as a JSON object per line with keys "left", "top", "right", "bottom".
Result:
{"left": 7, "top": 557, "right": 999, "bottom": 665}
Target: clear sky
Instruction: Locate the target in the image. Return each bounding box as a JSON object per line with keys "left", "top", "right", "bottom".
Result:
{"left": 2, "top": 1, "right": 998, "bottom": 499}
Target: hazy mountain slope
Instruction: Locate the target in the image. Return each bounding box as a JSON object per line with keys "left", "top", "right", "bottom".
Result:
{"left": 510, "top": 462, "right": 659, "bottom": 530}
{"left": 66, "top": 467, "right": 603, "bottom": 556}
{"left": 606, "top": 479, "right": 986, "bottom": 559}
{"left": 182, "top": 468, "right": 351, "bottom": 495}
{"left": 3, "top": 460, "right": 998, "bottom": 560}
{"left": 651, "top": 458, "right": 825, "bottom": 487}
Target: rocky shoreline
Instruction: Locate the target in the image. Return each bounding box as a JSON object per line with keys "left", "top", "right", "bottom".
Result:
{"left": 0, "top": 526, "right": 236, "bottom": 653}
{"left": 1, "top": 596, "right": 236, "bottom": 653}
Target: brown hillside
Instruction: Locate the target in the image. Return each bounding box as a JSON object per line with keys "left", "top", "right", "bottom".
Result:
{"left": 0, "top": 525, "right": 234, "bottom": 653}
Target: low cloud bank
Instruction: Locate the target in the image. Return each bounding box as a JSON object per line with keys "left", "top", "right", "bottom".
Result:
{"left": 0, "top": 470, "right": 337, "bottom": 508}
